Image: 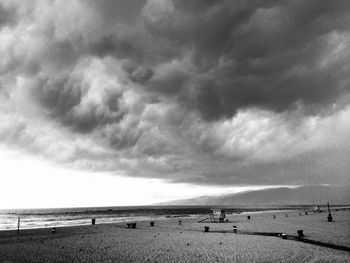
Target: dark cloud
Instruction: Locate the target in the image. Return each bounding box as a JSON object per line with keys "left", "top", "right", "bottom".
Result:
{"left": 34, "top": 76, "right": 82, "bottom": 118}
{"left": 1, "top": 0, "right": 350, "bottom": 187}
{"left": 122, "top": 61, "right": 154, "bottom": 84}
{"left": 88, "top": 33, "right": 143, "bottom": 61}
{"left": 139, "top": 0, "right": 350, "bottom": 120}
{"left": 0, "top": 4, "right": 17, "bottom": 27}
{"left": 33, "top": 75, "right": 125, "bottom": 133}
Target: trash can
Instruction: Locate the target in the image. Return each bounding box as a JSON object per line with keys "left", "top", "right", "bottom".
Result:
{"left": 327, "top": 214, "right": 333, "bottom": 222}
{"left": 233, "top": 226, "right": 237, "bottom": 233}
{"left": 297, "top": 230, "right": 304, "bottom": 238}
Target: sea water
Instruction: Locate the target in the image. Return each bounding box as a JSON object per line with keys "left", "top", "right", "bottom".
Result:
{"left": 0, "top": 205, "right": 303, "bottom": 231}
{"left": 0, "top": 207, "right": 181, "bottom": 230}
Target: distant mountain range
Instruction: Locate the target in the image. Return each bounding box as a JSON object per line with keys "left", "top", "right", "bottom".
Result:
{"left": 162, "top": 185, "right": 350, "bottom": 206}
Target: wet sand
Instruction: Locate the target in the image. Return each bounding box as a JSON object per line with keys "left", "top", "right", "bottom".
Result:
{"left": 0, "top": 209, "right": 349, "bottom": 262}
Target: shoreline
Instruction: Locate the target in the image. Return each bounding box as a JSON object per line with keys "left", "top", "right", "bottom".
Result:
{"left": 0, "top": 208, "right": 302, "bottom": 232}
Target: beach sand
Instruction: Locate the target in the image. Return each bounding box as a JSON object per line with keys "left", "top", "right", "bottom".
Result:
{"left": 0, "top": 209, "right": 349, "bottom": 262}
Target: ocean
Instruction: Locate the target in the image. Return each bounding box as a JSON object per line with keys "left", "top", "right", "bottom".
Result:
{"left": 0, "top": 206, "right": 210, "bottom": 230}
{"left": 0, "top": 205, "right": 304, "bottom": 231}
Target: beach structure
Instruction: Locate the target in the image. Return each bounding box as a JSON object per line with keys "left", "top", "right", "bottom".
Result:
{"left": 210, "top": 208, "right": 226, "bottom": 223}
{"left": 313, "top": 206, "right": 320, "bottom": 213}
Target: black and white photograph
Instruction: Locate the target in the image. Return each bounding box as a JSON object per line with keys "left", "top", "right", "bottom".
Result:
{"left": 0, "top": 0, "right": 349, "bottom": 262}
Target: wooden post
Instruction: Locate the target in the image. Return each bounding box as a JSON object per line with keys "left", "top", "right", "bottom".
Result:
{"left": 17, "top": 216, "right": 20, "bottom": 235}
{"left": 327, "top": 202, "right": 333, "bottom": 222}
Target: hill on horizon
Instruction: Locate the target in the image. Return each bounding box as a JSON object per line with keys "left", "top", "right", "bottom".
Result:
{"left": 161, "top": 185, "right": 350, "bottom": 206}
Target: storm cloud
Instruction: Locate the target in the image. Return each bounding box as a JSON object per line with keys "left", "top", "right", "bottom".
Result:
{"left": 1, "top": 0, "right": 350, "bottom": 186}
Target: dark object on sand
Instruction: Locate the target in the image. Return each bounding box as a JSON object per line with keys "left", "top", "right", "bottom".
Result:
{"left": 127, "top": 223, "right": 136, "bottom": 228}
{"left": 328, "top": 214, "right": 333, "bottom": 222}
{"left": 178, "top": 220, "right": 182, "bottom": 225}
{"left": 247, "top": 215, "right": 250, "bottom": 220}
{"left": 150, "top": 221, "right": 154, "bottom": 227}
{"left": 327, "top": 202, "right": 333, "bottom": 222}
{"left": 305, "top": 212, "right": 308, "bottom": 215}
{"left": 17, "top": 216, "right": 20, "bottom": 235}
{"left": 297, "top": 230, "right": 304, "bottom": 238}
{"left": 204, "top": 226, "right": 209, "bottom": 232}
{"left": 92, "top": 218, "right": 96, "bottom": 225}
{"left": 233, "top": 226, "right": 237, "bottom": 233}
{"left": 51, "top": 228, "right": 56, "bottom": 234}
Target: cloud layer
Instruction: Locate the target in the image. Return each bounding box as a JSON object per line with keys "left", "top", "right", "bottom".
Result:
{"left": 1, "top": 0, "right": 350, "bottom": 186}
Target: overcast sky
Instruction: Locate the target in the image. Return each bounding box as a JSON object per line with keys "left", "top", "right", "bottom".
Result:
{"left": 1, "top": 0, "right": 350, "bottom": 208}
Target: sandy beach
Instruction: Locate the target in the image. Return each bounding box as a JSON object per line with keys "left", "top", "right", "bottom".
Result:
{"left": 0, "top": 209, "right": 349, "bottom": 262}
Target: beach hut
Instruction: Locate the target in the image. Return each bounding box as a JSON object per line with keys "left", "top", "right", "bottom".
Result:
{"left": 313, "top": 206, "right": 320, "bottom": 213}
{"left": 210, "top": 208, "right": 226, "bottom": 223}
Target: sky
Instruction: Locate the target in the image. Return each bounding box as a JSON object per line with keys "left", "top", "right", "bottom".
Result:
{"left": 1, "top": 0, "right": 350, "bottom": 208}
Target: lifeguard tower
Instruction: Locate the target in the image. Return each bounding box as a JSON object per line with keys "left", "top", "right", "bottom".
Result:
{"left": 210, "top": 208, "right": 226, "bottom": 223}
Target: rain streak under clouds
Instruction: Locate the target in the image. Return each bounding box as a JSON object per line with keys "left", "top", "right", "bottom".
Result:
{"left": 1, "top": 0, "right": 350, "bottom": 187}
